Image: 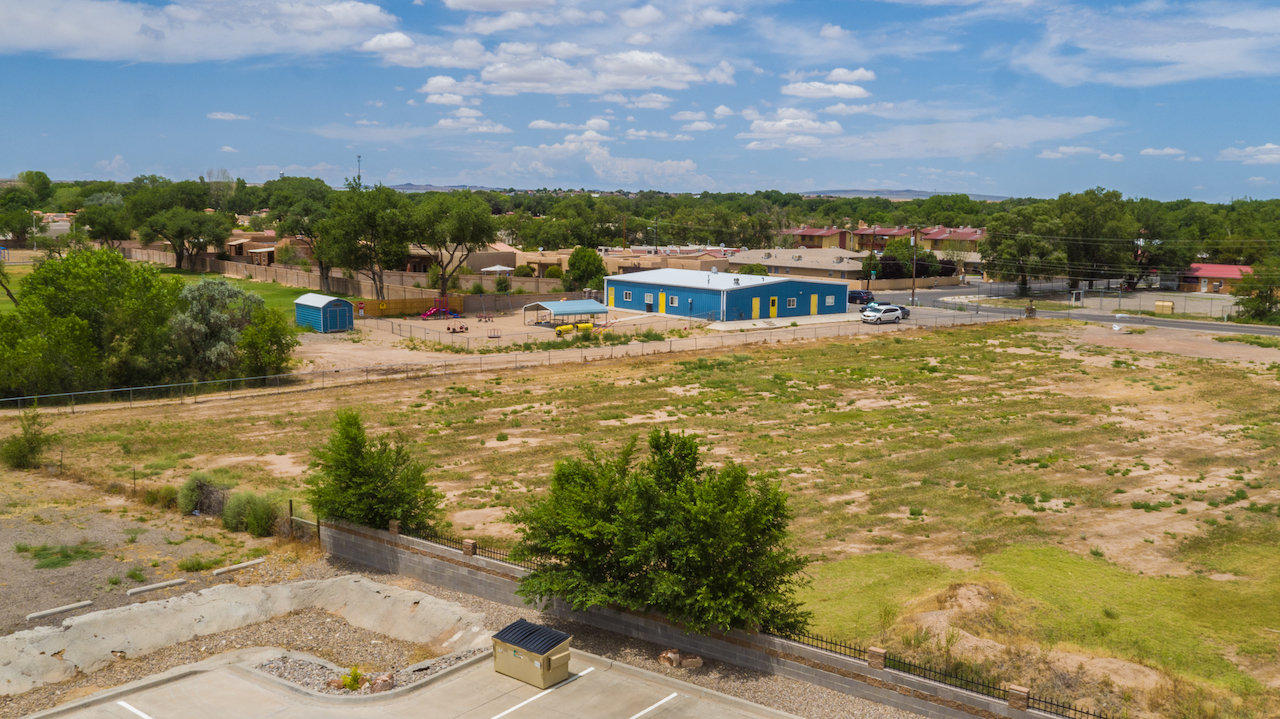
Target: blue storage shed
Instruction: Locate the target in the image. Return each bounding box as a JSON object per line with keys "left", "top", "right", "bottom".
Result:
{"left": 604, "top": 268, "right": 847, "bottom": 322}
{"left": 294, "top": 293, "right": 355, "bottom": 333}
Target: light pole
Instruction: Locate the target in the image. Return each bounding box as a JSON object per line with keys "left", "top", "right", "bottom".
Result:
{"left": 910, "top": 234, "right": 917, "bottom": 306}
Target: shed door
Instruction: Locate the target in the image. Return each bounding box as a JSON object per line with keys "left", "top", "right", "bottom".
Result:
{"left": 658, "top": 291, "right": 666, "bottom": 314}
{"left": 325, "top": 306, "right": 338, "bottom": 332}
{"left": 1199, "top": 278, "right": 1208, "bottom": 292}
{"left": 810, "top": 294, "right": 818, "bottom": 315}
{"left": 769, "top": 297, "right": 778, "bottom": 318}
{"left": 751, "top": 297, "right": 760, "bottom": 319}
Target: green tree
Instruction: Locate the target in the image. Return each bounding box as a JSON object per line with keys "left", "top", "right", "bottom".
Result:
{"left": 736, "top": 263, "right": 769, "bottom": 275}
{"left": 981, "top": 207, "right": 1067, "bottom": 296}
{"left": 269, "top": 181, "right": 334, "bottom": 291}
{"left": 319, "top": 181, "right": 411, "bottom": 300}
{"left": 75, "top": 204, "right": 133, "bottom": 249}
{"left": 306, "top": 411, "right": 444, "bottom": 535}
{"left": 0, "top": 209, "right": 39, "bottom": 248}
{"left": 169, "top": 279, "right": 263, "bottom": 379}
{"left": 137, "top": 207, "right": 232, "bottom": 269}
{"left": 17, "top": 171, "right": 52, "bottom": 203}
{"left": 1230, "top": 258, "right": 1280, "bottom": 321}
{"left": 237, "top": 307, "right": 298, "bottom": 376}
{"left": 565, "top": 246, "right": 606, "bottom": 290}
{"left": 510, "top": 429, "right": 811, "bottom": 634}
{"left": 412, "top": 192, "right": 496, "bottom": 296}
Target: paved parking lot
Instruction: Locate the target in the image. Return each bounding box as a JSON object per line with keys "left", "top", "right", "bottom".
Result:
{"left": 45, "top": 652, "right": 795, "bottom": 719}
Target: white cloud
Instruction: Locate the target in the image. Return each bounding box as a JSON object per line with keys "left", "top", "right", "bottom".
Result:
{"left": 219, "top": 145, "right": 238, "bottom": 153}
{"left": 1219, "top": 143, "right": 1280, "bottom": 164}
{"left": 781, "top": 81, "right": 871, "bottom": 99}
{"left": 546, "top": 41, "right": 592, "bottom": 58}
{"left": 826, "top": 67, "right": 876, "bottom": 83}
{"left": 694, "top": 8, "right": 740, "bottom": 26}
{"left": 620, "top": 4, "right": 664, "bottom": 28}
{"left": 624, "top": 129, "right": 693, "bottom": 141}
{"left": 738, "top": 108, "right": 843, "bottom": 138}
{"left": 435, "top": 108, "right": 512, "bottom": 133}
{"left": 1247, "top": 176, "right": 1272, "bottom": 184}
{"left": 600, "top": 92, "right": 674, "bottom": 109}
{"left": 501, "top": 139, "right": 710, "bottom": 189}
{"left": 1036, "top": 145, "right": 1099, "bottom": 159}
{"left": 529, "top": 117, "right": 611, "bottom": 130}
{"left": 422, "top": 93, "right": 469, "bottom": 105}
{"left": 1140, "top": 146, "right": 1186, "bottom": 157}
{"left": 363, "top": 35, "right": 490, "bottom": 69}
{"left": 207, "top": 111, "right": 249, "bottom": 121}
{"left": 443, "top": 0, "right": 554, "bottom": 9}
{"left": 564, "top": 129, "right": 612, "bottom": 142}
{"left": 1099, "top": 152, "right": 1124, "bottom": 162}
{"left": 713, "top": 105, "right": 734, "bottom": 118}
{"left": 1012, "top": 4, "right": 1280, "bottom": 87}
{"left": 0, "top": 0, "right": 396, "bottom": 62}
{"left": 626, "top": 32, "right": 653, "bottom": 45}
{"left": 822, "top": 100, "right": 982, "bottom": 121}
{"left": 705, "top": 60, "right": 736, "bottom": 85}
{"left": 671, "top": 110, "right": 706, "bottom": 122}
{"left": 819, "top": 23, "right": 849, "bottom": 40}
{"left": 94, "top": 154, "right": 130, "bottom": 177}
{"left": 682, "top": 120, "right": 717, "bottom": 132}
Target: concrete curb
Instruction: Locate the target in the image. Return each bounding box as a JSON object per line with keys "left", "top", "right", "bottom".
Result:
{"left": 25, "top": 601, "right": 92, "bottom": 622}
{"left": 125, "top": 578, "right": 186, "bottom": 597}
{"left": 211, "top": 558, "right": 264, "bottom": 576}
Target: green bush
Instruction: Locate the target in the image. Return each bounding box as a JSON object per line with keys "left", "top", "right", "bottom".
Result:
{"left": 177, "top": 472, "right": 233, "bottom": 515}
{"left": 143, "top": 485, "right": 179, "bottom": 509}
{"left": 495, "top": 276, "right": 511, "bottom": 293}
{"left": 468, "top": 281, "right": 485, "bottom": 294}
{"left": 223, "top": 491, "right": 280, "bottom": 537}
{"left": 0, "top": 408, "right": 55, "bottom": 470}
{"left": 514, "top": 265, "right": 534, "bottom": 277}
{"left": 177, "top": 554, "right": 225, "bottom": 572}
{"left": 544, "top": 265, "right": 563, "bottom": 279}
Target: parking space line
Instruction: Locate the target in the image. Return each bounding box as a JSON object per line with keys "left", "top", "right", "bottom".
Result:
{"left": 626, "top": 692, "right": 678, "bottom": 719}
{"left": 116, "top": 701, "right": 155, "bottom": 719}
{"left": 489, "top": 666, "right": 596, "bottom": 719}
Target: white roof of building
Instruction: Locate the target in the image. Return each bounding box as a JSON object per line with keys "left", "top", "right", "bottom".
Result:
{"left": 294, "top": 292, "right": 350, "bottom": 308}
{"left": 605, "top": 268, "right": 792, "bottom": 291}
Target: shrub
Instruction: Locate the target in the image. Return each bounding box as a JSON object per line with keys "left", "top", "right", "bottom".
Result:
{"left": 177, "top": 554, "right": 225, "bottom": 572}
{"left": 514, "top": 265, "right": 534, "bottom": 277}
{"left": 495, "top": 276, "right": 511, "bottom": 293}
{"left": 221, "top": 492, "right": 279, "bottom": 537}
{"left": 468, "top": 281, "right": 485, "bottom": 294}
{"left": 544, "top": 265, "right": 563, "bottom": 279}
{"left": 496, "top": 432, "right": 509, "bottom": 442}
{"left": 143, "top": 485, "right": 179, "bottom": 509}
{"left": 126, "top": 567, "right": 147, "bottom": 582}
{"left": 306, "top": 411, "right": 444, "bottom": 535}
{"left": 342, "top": 667, "right": 364, "bottom": 691}
{"left": 177, "top": 472, "right": 233, "bottom": 515}
{"left": 0, "top": 408, "right": 55, "bottom": 470}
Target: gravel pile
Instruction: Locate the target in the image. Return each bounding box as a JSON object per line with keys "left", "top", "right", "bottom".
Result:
{"left": 257, "top": 649, "right": 487, "bottom": 695}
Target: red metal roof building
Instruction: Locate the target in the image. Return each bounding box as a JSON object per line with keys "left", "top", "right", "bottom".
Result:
{"left": 779, "top": 226, "right": 851, "bottom": 249}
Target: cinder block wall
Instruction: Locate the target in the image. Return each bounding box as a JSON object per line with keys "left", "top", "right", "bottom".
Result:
{"left": 310, "top": 518, "right": 1050, "bottom": 719}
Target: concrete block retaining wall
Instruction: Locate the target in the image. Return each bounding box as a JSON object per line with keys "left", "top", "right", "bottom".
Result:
{"left": 308, "top": 518, "right": 1063, "bottom": 719}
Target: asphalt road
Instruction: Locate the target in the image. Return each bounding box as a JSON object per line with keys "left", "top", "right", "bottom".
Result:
{"left": 872, "top": 281, "right": 1280, "bottom": 337}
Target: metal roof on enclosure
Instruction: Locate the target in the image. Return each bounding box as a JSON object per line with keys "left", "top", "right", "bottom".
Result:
{"left": 605, "top": 268, "right": 787, "bottom": 291}
{"left": 294, "top": 292, "right": 349, "bottom": 308}
{"left": 492, "top": 619, "right": 571, "bottom": 655}
{"left": 521, "top": 299, "right": 610, "bottom": 316}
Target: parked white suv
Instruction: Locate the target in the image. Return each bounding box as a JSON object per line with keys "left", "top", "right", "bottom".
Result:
{"left": 861, "top": 305, "right": 903, "bottom": 324}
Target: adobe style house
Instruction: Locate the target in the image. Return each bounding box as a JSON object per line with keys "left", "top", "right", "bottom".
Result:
{"left": 779, "top": 226, "right": 851, "bottom": 249}
{"left": 851, "top": 224, "right": 912, "bottom": 252}
{"left": 728, "top": 247, "right": 865, "bottom": 284}
{"left": 1179, "top": 263, "right": 1251, "bottom": 293}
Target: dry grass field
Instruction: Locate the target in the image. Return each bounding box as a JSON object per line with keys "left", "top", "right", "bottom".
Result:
{"left": 4, "top": 319, "right": 1279, "bottom": 717}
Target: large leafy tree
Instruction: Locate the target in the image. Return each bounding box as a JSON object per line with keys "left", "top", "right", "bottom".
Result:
{"left": 17, "top": 171, "right": 52, "bottom": 203}
{"left": 565, "top": 246, "right": 606, "bottom": 290}
{"left": 237, "top": 306, "right": 298, "bottom": 377}
{"left": 169, "top": 279, "right": 263, "bottom": 378}
{"left": 306, "top": 410, "right": 444, "bottom": 534}
{"left": 981, "top": 206, "right": 1068, "bottom": 296}
{"left": 1230, "top": 258, "right": 1280, "bottom": 321}
{"left": 137, "top": 207, "right": 232, "bottom": 269}
{"left": 511, "top": 429, "right": 812, "bottom": 634}
{"left": 0, "top": 209, "right": 39, "bottom": 248}
{"left": 75, "top": 204, "right": 133, "bottom": 249}
{"left": 1054, "top": 187, "right": 1140, "bottom": 289}
{"left": 412, "top": 192, "right": 496, "bottom": 296}
{"left": 267, "top": 177, "right": 335, "bottom": 291}
{"left": 319, "top": 180, "right": 411, "bottom": 300}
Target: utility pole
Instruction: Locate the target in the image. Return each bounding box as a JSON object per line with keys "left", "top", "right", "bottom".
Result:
{"left": 356, "top": 154, "right": 362, "bottom": 185}
{"left": 910, "top": 233, "right": 918, "bottom": 306}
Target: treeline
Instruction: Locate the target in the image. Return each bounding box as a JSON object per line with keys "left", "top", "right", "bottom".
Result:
{"left": 0, "top": 249, "right": 296, "bottom": 398}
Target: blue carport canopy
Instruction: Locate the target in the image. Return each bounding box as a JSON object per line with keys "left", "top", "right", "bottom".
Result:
{"left": 523, "top": 299, "right": 609, "bottom": 325}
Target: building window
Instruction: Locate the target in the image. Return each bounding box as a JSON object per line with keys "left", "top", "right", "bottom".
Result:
{"left": 786, "top": 297, "right": 797, "bottom": 309}
{"left": 825, "top": 295, "right": 835, "bottom": 306}
{"left": 669, "top": 295, "right": 679, "bottom": 307}
{"left": 623, "top": 291, "right": 632, "bottom": 301}
{"left": 644, "top": 293, "right": 654, "bottom": 303}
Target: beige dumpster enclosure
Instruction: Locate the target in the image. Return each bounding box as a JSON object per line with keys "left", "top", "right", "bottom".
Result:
{"left": 491, "top": 619, "right": 572, "bottom": 689}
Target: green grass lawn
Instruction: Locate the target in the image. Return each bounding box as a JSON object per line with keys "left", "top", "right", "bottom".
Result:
{"left": 157, "top": 267, "right": 358, "bottom": 315}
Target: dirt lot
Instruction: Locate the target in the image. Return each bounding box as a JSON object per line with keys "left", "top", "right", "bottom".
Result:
{"left": 4, "top": 319, "right": 1280, "bottom": 717}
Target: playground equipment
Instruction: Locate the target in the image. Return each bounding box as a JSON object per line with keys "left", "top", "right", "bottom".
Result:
{"left": 422, "top": 306, "right": 462, "bottom": 320}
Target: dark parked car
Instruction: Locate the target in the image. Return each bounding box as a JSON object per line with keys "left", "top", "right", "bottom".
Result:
{"left": 894, "top": 304, "right": 911, "bottom": 319}
{"left": 848, "top": 290, "right": 875, "bottom": 305}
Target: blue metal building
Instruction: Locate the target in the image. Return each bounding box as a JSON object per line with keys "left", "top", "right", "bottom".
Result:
{"left": 294, "top": 293, "right": 355, "bottom": 333}
{"left": 604, "top": 268, "right": 847, "bottom": 321}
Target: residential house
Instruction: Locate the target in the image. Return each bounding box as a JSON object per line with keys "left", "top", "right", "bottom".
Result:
{"left": 779, "top": 226, "right": 851, "bottom": 249}
{"left": 727, "top": 248, "right": 865, "bottom": 285}
{"left": 1179, "top": 263, "right": 1251, "bottom": 293}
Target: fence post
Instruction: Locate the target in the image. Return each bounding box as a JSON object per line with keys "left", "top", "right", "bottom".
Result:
{"left": 1006, "top": 685, "right": 1029, "bottom": 711}
{"left": 463, "top": 539, "right": 477, "bottom": 556}
{"left": 867, "top": 646, "right": 886, "bottom": 670}
{"left": 388, "top": 519, "right": 399, "bottom": 536}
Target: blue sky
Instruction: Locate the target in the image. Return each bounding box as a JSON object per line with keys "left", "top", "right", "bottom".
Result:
{"left": 2, "top": 0, "right": 1279, "bottom": 200}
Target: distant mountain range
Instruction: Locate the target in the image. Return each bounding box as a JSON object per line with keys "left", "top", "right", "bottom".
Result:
{"left": 388, "top": 183, "right": 503, "bottom": 193}
{"left": 805, "top": 188, "right": 1009, "bottom": 202}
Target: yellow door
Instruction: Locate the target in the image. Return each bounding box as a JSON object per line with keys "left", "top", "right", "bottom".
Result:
{"left": 751, "top": 297, "right": 760, "bottom": 319}
{"left": 810, "top": 294, "right": 818, "bottom": 315}
{"left": 769, "top": 297, "right": 778, "bottom": 318}
{"left": 658, "top": 291, "right": 666, "bottom": 314}
{"left": 607, "top": 287, "right": 615, "bottom": 307}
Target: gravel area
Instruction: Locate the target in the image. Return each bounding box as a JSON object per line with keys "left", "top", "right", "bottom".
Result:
{"left": 257, "top": 649, "right": 487, "bottom": 695}
{"left": 0, "top": 608, "right": 435, "bottom": 718}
